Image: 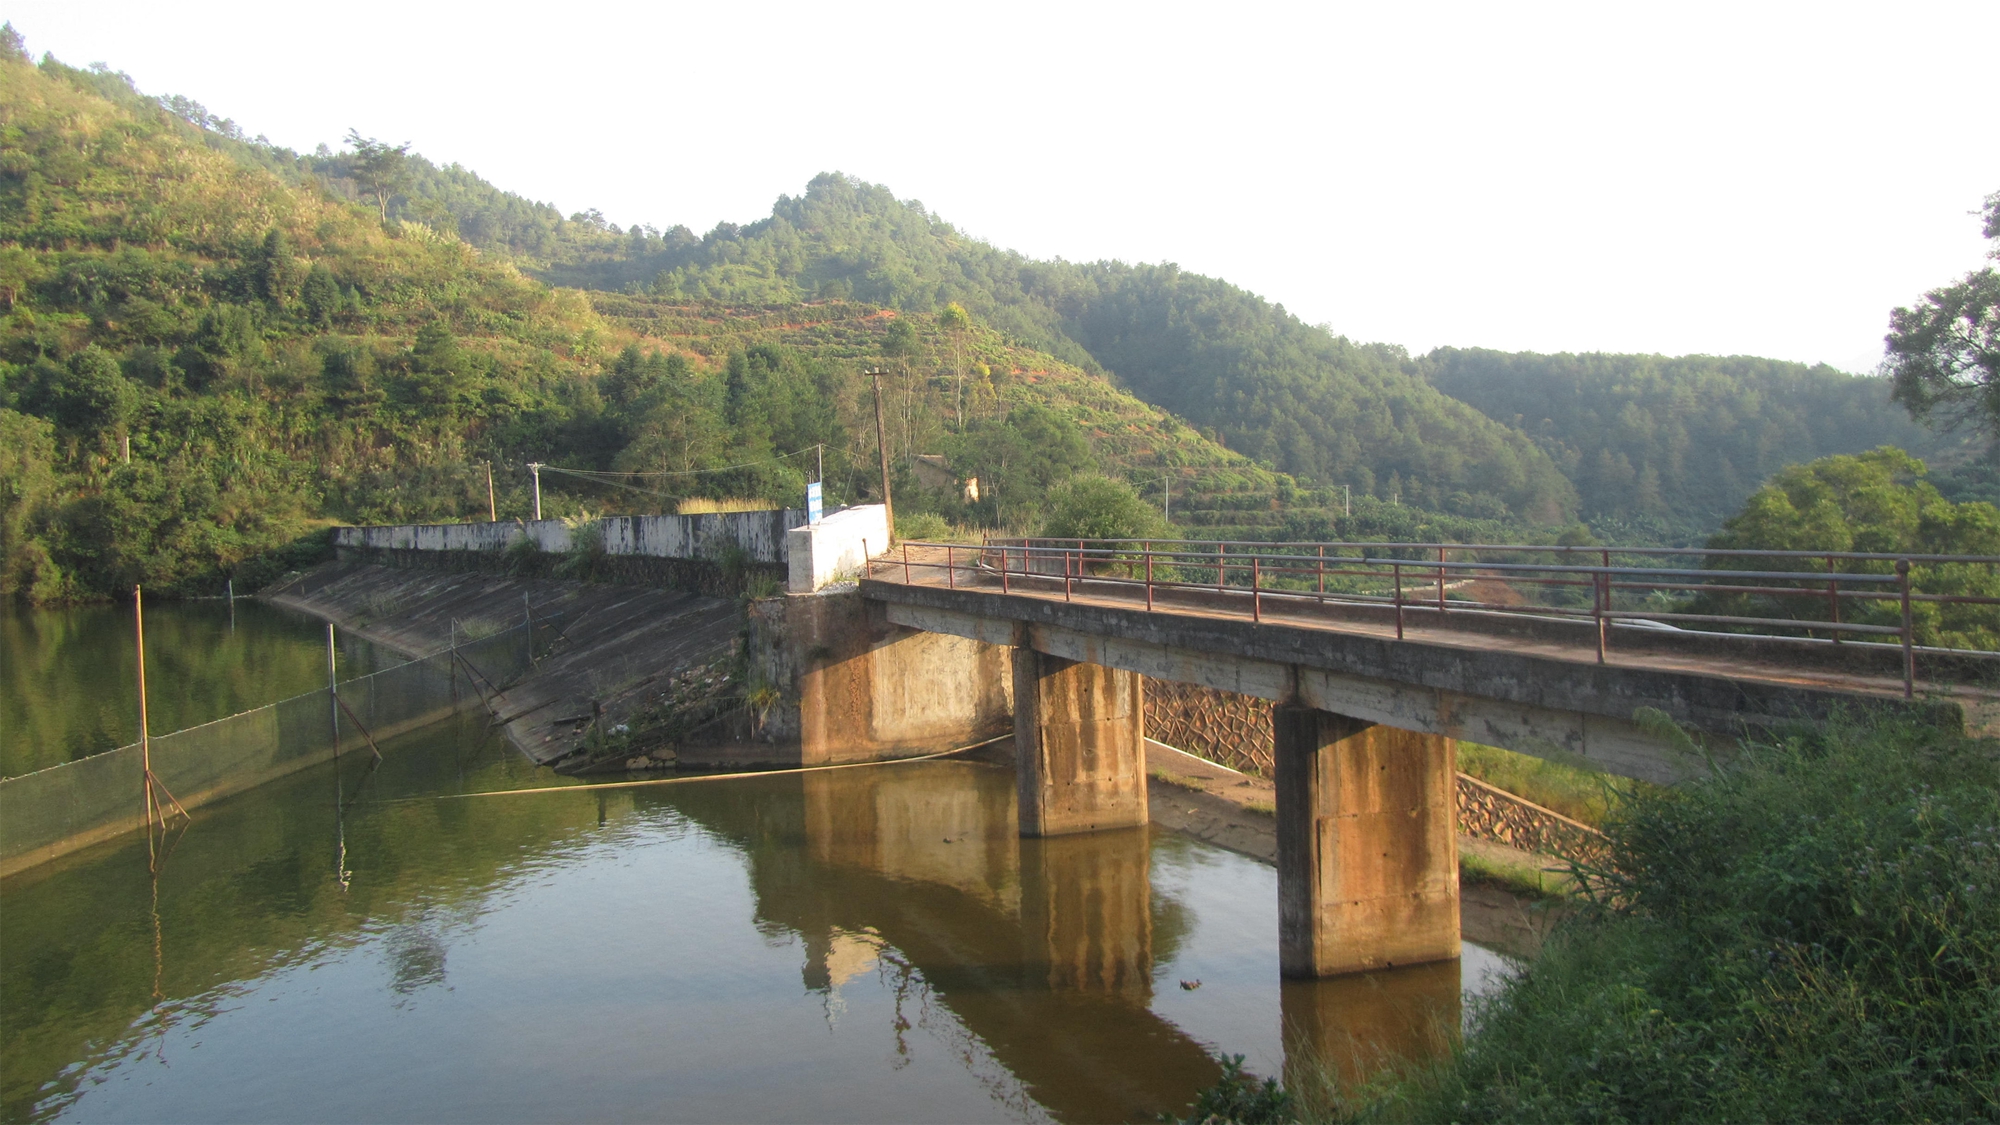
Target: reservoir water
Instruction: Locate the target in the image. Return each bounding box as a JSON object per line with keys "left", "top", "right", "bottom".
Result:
{"left": 1, "top": 607, "right": 1509, "bottom": 1124}
{"left": 1, "top": 600, "right": 390, "bottom": 779}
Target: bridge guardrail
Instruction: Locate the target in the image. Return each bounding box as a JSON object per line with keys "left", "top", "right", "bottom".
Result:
{"left": 868, "top": 538, "right": 2000, "bottom": 699}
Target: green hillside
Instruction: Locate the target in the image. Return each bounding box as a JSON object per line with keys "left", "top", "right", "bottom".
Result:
{"left": 0, "top": 48, "right": 614, "bottom": 601}
{"left": 0, "top": 47, "right": 1263, "bottom": 601}
{"left": 386, "top": 169, "right": 1950, "bottom": 538}
{"left": 1421, "top": 348, "right": 1969, "bottom": 538}
{"left": 358, "top": 170, "right": 1582, "bottom": 523}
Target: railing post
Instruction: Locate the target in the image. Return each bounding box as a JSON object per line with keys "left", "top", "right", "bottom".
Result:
{"left": 903, "top": 541, "right": 911, "bottom": 584}
{"left": 1898, "top": 558, "right": 1914, "bottom": 699}
{"left": 947, "top": 544, "right": 955, "bottom": 589}
{"left": 1001, "top": 545, "right": 1010, "bottom": 594}
{"left": 1437, "top": 545, "right": 1447, "bottom": 615}
{"left": 1145, "top": 547, "right": 1154, "bottom": 611}
{"left": 1064, "top": 541, "right": 1073, "bottom": 601}
{"left": 1252, "top": 554, "right": 1262, "bottom": 622}
{"left": 1596, "top": 547, "right": 1610, "bottom": 664}
{"left": 1316, "top": 544, "right": 1325, "bottom": 602}
{"left": 1218, "top": 542, "right": 1226, "bottom": 594}
{"left": 1827, "top": 554, "right": 1840, "bottom": 644}
{"left": 1394, "top": 562, "right": 1404, "bottom": 640}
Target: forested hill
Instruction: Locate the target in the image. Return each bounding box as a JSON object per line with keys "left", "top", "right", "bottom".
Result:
{"left": 0, "top": 46, "right": 1267, "bottom": 600}
{"left": 1420, "top": 349, "right": 1968, "bottom": 538}
{"left": 138, "top": 65, "right": 1954, "bottom": 536}
{"left": 353, "top": 171, "right": 1582, "bottom": 523}
{"left": 374, "top": 169, "right": 1950, "bottom": 532}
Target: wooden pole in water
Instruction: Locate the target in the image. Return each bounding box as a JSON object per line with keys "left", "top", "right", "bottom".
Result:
{"left": 134, "top": 586, "right": 190, "bottom": 853}
{"left": 327, "top": 623, "right": 340, "bottom": 757}
{"left": 135, "top": 585, "right": 155, "bottom": 831}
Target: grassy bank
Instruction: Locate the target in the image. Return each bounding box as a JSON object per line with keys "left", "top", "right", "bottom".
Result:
{"left": 1196, "top": 716, "right": 2000, "bottom": 1123}
{"left": 1456, "top": 741, "right": 1633, "bottom": 826}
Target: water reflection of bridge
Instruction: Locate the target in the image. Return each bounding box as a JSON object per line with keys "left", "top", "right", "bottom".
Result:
{"left": 662, "top": 761, "right": 1458, "bottom": 1123}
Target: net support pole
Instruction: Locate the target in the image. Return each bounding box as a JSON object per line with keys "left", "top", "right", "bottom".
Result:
{"left": 327, "top": 623, "right": 340, "bottom": 758}
{"left": 136, "top": 585, "right": 154, "bottom": 831}
{"left": 134, "top": 586, "right": 190, "bottom": 851}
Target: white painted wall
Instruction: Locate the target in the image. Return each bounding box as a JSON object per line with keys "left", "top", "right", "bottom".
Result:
{"left": 787, "top": 504, "right": 891, "bottom": 593}
{"left": 334, "top": 510, "right": 807, "bottom": 564}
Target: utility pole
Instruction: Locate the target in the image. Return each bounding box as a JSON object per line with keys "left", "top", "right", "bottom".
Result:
{"left": 528, "top": 462, "right": 543, "bottom": 521}
{"left": 1162, "top": 475, "right": 1171, "bottom": 521}
{"left": 1344, "top": 484, "right": 1351, "bottom": 517}
{"left": 866, "top": 368, "right": 893, "bottom": 540}
{"left": 485, "top": 461, "right": 496, "bottom": 522}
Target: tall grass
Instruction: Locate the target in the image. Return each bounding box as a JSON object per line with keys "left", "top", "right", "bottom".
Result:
{"left": 1456, "top": 742, "right": 1634, "bottom": 826}
{"left": 1313, "top": 717, "right": 2000, "bottom": 1123}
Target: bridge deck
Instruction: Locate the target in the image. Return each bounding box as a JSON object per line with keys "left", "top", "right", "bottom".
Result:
{"left": 864, "top": 546, "right": 2000, "bottom": 735}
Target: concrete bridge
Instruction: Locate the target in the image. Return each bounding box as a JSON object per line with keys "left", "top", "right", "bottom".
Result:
{"left": 322, "top": 512, "right": 1999, "bottom": 980}
{"left": 794, "top": 537, "right": 1993, "bottom": 978}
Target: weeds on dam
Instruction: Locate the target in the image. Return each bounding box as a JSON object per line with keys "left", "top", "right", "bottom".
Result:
{"left": 1186, "top": 716, "right": 2000, "bottom": 1124}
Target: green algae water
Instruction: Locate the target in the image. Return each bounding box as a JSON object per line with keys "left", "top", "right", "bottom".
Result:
{"left": 2, "top": 611, "right": 1510, "bottom": 1124}
{"left": 1, "top": 600, "right": 390, "bottom": 779}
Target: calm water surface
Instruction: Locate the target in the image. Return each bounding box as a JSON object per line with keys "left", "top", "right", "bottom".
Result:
{"left": 1, "top": 600, "right": 390, "bottom": 778}
{"left": 2, "top": 707, "right": 1508, "bottom": 1124}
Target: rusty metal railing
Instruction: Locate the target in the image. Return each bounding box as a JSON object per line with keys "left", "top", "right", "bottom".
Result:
{"left": 870, "top": 538, "right": 2000, "bottom": 699}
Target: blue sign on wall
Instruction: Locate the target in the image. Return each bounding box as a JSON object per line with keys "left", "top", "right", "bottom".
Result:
{"left": 807, "top": 481, "right": 822, "bottom": 524}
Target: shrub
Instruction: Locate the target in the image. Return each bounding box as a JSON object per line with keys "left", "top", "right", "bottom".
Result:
{"left": 895, "top": 510, "right": 952, "bottom": 541}
{"left": 1040, "top": 474, "right": 1172, "bottom": 541}
{"left": 1377, "top": 716, "right": 2000, "bottom": 1123}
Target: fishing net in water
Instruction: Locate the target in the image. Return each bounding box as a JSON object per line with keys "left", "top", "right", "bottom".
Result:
{"left": 0, "top": 620, "right": 550, "bottom": 877}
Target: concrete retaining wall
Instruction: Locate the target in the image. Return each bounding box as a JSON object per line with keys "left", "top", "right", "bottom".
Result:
{"left": 334, "top": 509, "right": 808, "bottom": 565}
{"left": 787, "top": 505, "right": 891, "bottom": 592}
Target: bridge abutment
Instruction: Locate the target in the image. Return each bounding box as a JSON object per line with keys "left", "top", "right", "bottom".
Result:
{"left": 733, "top": 588, "right": 1013, "bottom": 767}
{"left": 1012, "top": 649, "right": 1150, "bottom": 837}
{"left": 1275, "top": 705, "right": 1459, "bottom": 977}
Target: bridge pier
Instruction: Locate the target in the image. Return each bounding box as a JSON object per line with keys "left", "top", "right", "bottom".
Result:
{"left": 1275, "top": 706, "right": 1459, "bottom": 977}
{"left": 1012, "top": 649, "right": 1149, "bottom": 837}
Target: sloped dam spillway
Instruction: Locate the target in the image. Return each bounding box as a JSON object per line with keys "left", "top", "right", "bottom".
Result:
{"left": 1, "top": 603, "right": 1507, "bottom": 1124}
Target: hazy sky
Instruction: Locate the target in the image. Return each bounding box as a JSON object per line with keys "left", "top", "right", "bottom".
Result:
{"left": 11, "top": 2, "right": 1996, "bottom": 372}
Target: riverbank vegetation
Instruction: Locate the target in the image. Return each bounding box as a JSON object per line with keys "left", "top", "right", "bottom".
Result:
{"left": 1195, "top": 715, "right": 2000, "bottom": 1123}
